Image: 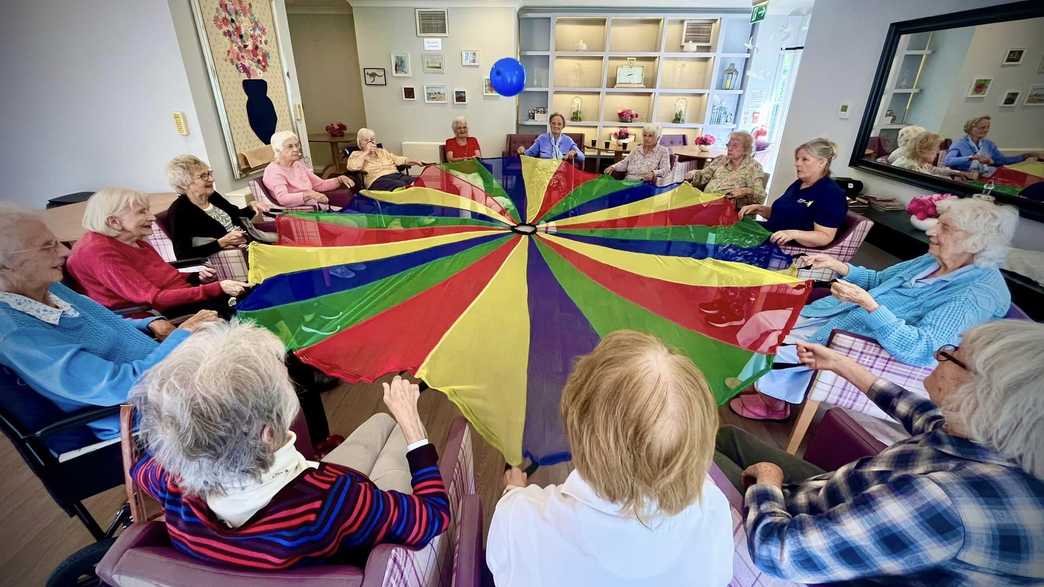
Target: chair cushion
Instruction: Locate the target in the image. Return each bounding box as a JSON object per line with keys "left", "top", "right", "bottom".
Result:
{"left": 803, "top": 408, "right": 887, "bottom": 472}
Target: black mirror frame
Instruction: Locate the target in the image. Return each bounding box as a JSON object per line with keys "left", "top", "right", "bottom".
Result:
{"left": 850, "top": 0, "right": 1044, "bottom": 222}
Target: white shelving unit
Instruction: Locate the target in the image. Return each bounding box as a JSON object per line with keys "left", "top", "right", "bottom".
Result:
{"left": 518, "top": 12, "right": 752, "bottom": 147}
{"left": 873, "top": 31, "right": 934, "bottom": 141}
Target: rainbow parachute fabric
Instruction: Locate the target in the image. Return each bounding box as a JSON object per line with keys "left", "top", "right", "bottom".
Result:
{"left": 239, "top": 156, "right": 810, "bottom": 465}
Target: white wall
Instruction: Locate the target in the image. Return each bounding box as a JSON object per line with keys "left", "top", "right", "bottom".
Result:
{"left": 351, "top": 5, "right": 518, "bottom": 156}
{"left": 904, "top": 27, "right": 973, "bottom": 133}
{"left": 0, "top": 0, "right": 209, "bottom": 208}
{"left": 773, "top": 0, "right": 1044, "bottom": 249}
{"left": 288, "top": 11, "right": 367, "bottom": 169}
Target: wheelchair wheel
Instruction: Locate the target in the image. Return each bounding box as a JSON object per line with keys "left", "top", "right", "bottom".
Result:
{"left": 46, "top": 538, "right": 114, "bottom": 587}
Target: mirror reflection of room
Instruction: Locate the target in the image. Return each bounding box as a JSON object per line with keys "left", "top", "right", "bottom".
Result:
{"left": 865, "top": 16, "right": 1044, "bottom": 200}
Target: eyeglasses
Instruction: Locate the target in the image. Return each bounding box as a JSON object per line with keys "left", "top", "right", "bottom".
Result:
{"left": 196, "top": 170, "right": 214, "bottom": 180}
{"left": 934, "top": 344, "right": 968, "bottom": 370}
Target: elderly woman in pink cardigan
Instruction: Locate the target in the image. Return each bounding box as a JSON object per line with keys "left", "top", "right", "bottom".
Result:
{"left": 262, "top": 131, "right": 355, "bottom": 208}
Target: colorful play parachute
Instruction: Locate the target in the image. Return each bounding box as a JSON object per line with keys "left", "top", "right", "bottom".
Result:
{"left": 239, "top": 157, "right": 810, "bottom": 466}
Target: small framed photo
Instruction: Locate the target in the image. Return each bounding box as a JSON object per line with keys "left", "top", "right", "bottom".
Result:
{"left": 424, "top": 84, "right": 448, "bottom": 104}
{"left": 998, "top": 89, "right": 1021, "bottom": 107}
{"left": 422, "top": 53, "right": 445, "bottom": 74}
{"left": 391, "top": 52, "right": 411, "bottom": 77}
{"left": 483, "top": 77, "right": 496, "bottom": 96}
{"left": 1001, "top": 48, "right": 1025, "bottom": 66}
{"left": 1025, "top": 84, "right": 1044, "bottom": 107}
{"left": 402, "top": 85, "right": 416, "bottom": 101}
{"left": 461, "top": 50, "right": 479, "bottom": 67}
{"left": 453, "top": 88, "right": 468, "bottom": 104}
{"left": 967, "top": 77, "right": 992, "bottom": 98}
{"left": 363, "top": 68, "right": 386, "bottom": 86}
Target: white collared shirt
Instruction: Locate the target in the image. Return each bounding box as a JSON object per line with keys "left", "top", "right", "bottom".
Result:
{"left": 0, "top": 290, "right": 79, "bottom": 325}
{"left": 487, "top": 470, "right": 733, "bottom": 586}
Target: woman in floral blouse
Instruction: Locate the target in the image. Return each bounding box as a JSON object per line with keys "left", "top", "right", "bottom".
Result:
{"left": 687, "top": 131, "right": 766, "bottom": 208}
{"left": 604, "top": 123, "right": 672, "bottom": 183}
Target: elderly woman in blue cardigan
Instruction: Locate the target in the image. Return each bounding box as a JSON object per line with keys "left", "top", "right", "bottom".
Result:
{"left": 517, "top": 113, "right": 585, "bottom": 163}
{"left": 943, "top": 116, "right": 1040, "bottom": 176}
{"left": 731, "top": 197, "right": 1018, "bottom": 420}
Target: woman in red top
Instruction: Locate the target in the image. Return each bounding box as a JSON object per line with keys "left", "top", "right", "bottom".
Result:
{"left": 444, "top": 117, "right": 482, "bottom": 161}
{"left": 68, "top": 187, "right": 248, "bottom": 318}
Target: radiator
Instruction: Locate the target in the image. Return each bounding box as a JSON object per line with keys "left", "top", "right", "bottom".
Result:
{"left": 401, "top": 141, "right": 442, "bottom": 173}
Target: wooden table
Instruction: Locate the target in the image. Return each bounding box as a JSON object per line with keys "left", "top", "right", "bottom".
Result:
{"left": 669, "top": 145, "right": 720, "bottom": 170}
{"left": 44, "top": 192, "right": 179, "bottom": 243}
{"left": 307, "top": 133, "right": 357, "bottom": 178}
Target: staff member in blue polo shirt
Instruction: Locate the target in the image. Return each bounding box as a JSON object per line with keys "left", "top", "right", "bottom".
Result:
{"left": 739, "top": 138, "right": 846, "bottom": 247}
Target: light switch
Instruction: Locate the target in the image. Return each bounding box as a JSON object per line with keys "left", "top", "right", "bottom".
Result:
{"left": 838, "top": 103, "right": 850, "bottom": 119}
{"left": 173, "top": 112, "right": 189, "bottom": 135}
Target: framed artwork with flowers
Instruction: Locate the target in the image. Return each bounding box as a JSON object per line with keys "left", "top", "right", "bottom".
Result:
{"left": 191, "top": 0, "right": 297, "bottom": 178}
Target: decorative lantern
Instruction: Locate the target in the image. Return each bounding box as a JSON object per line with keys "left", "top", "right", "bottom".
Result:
{"left": 673, "top": 98, "right": 687, "bottom": 124}
{"left": 722, "top": 63, "right": 738, "bottom": 90}
{"left": 570, "top": 96, "right": 584, "bottom": 122}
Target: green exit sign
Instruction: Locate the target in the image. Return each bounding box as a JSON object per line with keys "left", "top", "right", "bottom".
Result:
{"left": 751, "top": 2, "right": 767, "bottom": 24}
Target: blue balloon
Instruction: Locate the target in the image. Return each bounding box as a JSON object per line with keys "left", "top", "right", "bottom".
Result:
{"left": 490, "top": 58, "right": 526, "bottom": 97}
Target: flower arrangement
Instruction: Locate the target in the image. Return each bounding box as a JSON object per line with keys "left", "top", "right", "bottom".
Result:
{"left": 610, "top": 128, "right": 631, "bottom": 142}
{"left": 906, "top": 193, "right": 955, "bottom": 220}
{"left": 694, "top": 134, "right": 716, "bottom": 147}
{"left": 325, "top": 122, "right": 347, "bottom": 137}
{"left": 212, "top": 0, "right": 272, "bottom": 79}
{"left": 617, "top": 108, "right": 639, "bottom": 123}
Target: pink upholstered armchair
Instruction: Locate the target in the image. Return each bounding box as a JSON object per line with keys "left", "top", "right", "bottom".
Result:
{"left": 779, "top": 211, "right": 873, "bottom": 281}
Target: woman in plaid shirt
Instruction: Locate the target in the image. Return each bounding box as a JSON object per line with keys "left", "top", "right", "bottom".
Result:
{"left": 716, "top": 319, "right": 1044, "bottom": 585}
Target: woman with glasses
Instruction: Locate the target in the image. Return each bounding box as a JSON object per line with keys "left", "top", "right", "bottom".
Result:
{"left": 731, "top": 197, "right": 1017, "bottom": 421}
{"left": 346, "top": 128, "right": 425, "bottom": 191}
{"left": 164, "top": 155, "right": 271, "bottom": 261}
{"left": 263, "top": 131, "right": 355, "bottom": 207}
{"left": 717, "top": 319, "right": 1044, "bottom": 585}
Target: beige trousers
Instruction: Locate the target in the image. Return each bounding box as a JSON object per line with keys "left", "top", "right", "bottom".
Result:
{"left": 322, "top": 413, "right": 413, "bottom": 493}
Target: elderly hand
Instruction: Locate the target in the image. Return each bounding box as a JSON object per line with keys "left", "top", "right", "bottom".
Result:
{"left": 248, "top": 200, "right": 270, "bottom": 214}
{"left": 769, "top": 230, "right": 798, "bottom": 245}
{"left": 304, "top": 191, "right": 329, "bottom": 204}
{"left": 217, "top": 230, "right": 247, "bottom": 249}
{"left": 742, "top": 462, "right": 784, "bottom": 489}
{"left": 504, "top": 466, "right": 528, "bottom": 490}
{"left": 197, "top": 264, "right": 217, "bottom": 282}
{"left": 726, "top": 187, "right": 753, "bottom": 200}
{"left": 795, "top": 341, "right": 850, "bottom": 373}
{"left": 643, "top": 172, "right": 656, "bottom": 182}
{"left": 178, "top": 310, "right": 221, "bottom": 333}
{"left": 382, "top": 375, "right": 427, "bottom": 445}
{"left": 219, "top": 280, "right": 249, "bottom": 297}
{"left": 516, "top": 146, "right": 526, "bottom": 156}
{"left": 564, "top": 150, "right": 576, "bottom": 161}
{"left": 738, "top": 204, "right": 768, "bottom": 219}
{"left": 603, "top": 165, "right": 614, "bottom": 175}
{"left": 338, "top": 176, "right": 355, "bottom": 189}
{"left": 971, "top": 153, "right": 993, "bottom": 165}
{"left": 147, "top": 319, "right": 176, "bottom": 341}
{"left": 798, "top": 252, "right": 849, "bottom": 276}
{"left": 831, "top": 279, "right": 879, "bottom": 312}
{"left": 685, "top": 169, "right": 698, "bottom": 182}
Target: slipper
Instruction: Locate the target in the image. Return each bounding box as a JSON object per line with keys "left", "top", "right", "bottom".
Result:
{"left": 729, "top": 394, "right": 791, "bottom": 422}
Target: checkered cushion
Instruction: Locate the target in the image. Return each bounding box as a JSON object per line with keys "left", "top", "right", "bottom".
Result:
{"left": 807, "top": 329, "right": 931, "bottom": 422}
{"left": 780, "top": 212, "right": 873, "bottom": 281}
{"left": 144, "top": 222, "right": 248, "bottom": 282}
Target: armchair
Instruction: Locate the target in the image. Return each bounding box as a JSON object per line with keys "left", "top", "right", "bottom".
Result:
{"left": 145, "top": 210, "right": 249, "bottom": 282}
{"left": 779, "top": 211, "right": 873, "bottom": 281}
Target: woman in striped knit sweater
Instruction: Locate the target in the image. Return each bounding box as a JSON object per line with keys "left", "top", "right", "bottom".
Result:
{"left": 131, "top": 321, "right": 449, "bottom": 570}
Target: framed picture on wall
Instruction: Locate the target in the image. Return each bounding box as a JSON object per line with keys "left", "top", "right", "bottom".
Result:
{"left": 424, "top": 84, "right": 448, "bottom": 104}
{"left": 998, "top": 89, "right": 1021, "bottom": 107}
{"left": 422, "top": 53, "right": 445, "bottom": 74}
{"left": 461, "top": 50, "right": 479, "bottom": 67}
{"left": 1001, "top": 47, "right": 1025, "bottom": 66}
{"left": 1025, "top": 84, "right": 1044, "bottom": 107}
{"left": 453, "top": 88, "right": 468, "bottom": 104}
{"left": 363, "top": 68, "right": 386, "bottom": 86}
{"left": 391, "top": 52, "right": 411, "bottom": 77}
{"left": 402, "top": 85, "right": 416, "bottom": 101}
{"left": 967, "top": 77, "right": 992, "bottom": 98}
{"left": 483, "top": 77, "right": 496, "bottom": 96}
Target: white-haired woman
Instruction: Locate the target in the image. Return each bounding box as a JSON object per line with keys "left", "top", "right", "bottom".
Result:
{"left": 885, "top": 124, "right": 926, "bottom": 165}
{"left": 739, "top": 137, "right": 846, "bottom": 247}
{"left": 686, "top": 131, "right": 767, "bottom": 208}
{"left": 164, "top": 155, "right": 270, "bottom": 260}
{"left": 731, "top": 197, "right": 1018, "bottom": 421}
{"left": 346, "top": 128, "right": 425, "bottom": 191}
{"left": 263, "top": 131, "right": 355, "bottom": 207}
{"left": 893, "top": 131, "right": 973, "bottom": 180}
{"left": 131, "top": 321, "right": 449, "bottom": 569}
{"left": 0, "top": 203, "right": 218, "bottom": 447}
{"left": 944, "top": 115, "right": 1040, "bottom": 176}
{"left": 603, "top": 123, "right": 672, "bottom": 183}
{"left": 719, "top": 320, "right": 1044, "bottom": 585}
{"left": 444, "top": 117, "right": 482, "bottom": 161}
{"left": 67, "top": 187, "right": 247, "bottom": 317}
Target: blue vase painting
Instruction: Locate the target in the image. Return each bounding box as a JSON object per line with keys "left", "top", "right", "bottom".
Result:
{"left": 242, "top": 78, "right": 277, "bottom": 144}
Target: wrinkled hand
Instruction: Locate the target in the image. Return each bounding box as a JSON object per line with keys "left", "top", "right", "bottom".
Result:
{"left": 338, "top": 175, "right": 355, "bottom": 188}
{"left": 972, "top": 153, "right": 993, "bottom": 165}
{"left": 516, "top": 146, "right": 526, "bottom": 156}
{"left": 796, "top": 341, "right": 849, "bottom": 373}
{"left": 178, "top": 310, "right": 221, "bottom": 333}
{"left": 643, "top": 172, "right": 656, "bottom": 182}
{"left": 603, "top": 165, "right": 614, "bottom": 175}
{"left": 217, "top": 230, "right": 247, "bottom": 248}
{"left": 769, "top": 230, "right": 797, "bottom": 245}
{"left": 831, "top": 279, "right": 879, "bottom": 311}
{"left": 564, "top": 150, "right": 576, "bottom": 161}
{"left": 219, "top": 280, "right": 249, "bottom": 297}
{"left": 197, "top": 265, "right": 217, "bottom": 282}
{"left": 382, "top": 375, "right": 426, "bottom": 445}
{"left": 248, "top": 200, "right": 270, "bottom": 214}
{"left": 685, "top": 169, "right": 698, "bottom": 181}
{"left": 738, "top": 204, "right": 766, "bottom": 218}
{"left": 742, "top": 462, "right": 784, "bottom": 489}
{"left": 304, "top": 191, "right": 329, "bottom": 204}
{"left": 504, "top": 466, "right": 528, "bottom": 489}
{"left": 798, "top": 252, "right": 848, "bottom": 276}
{"left": 147, "top": 319, "right": 176, "bottom": 341}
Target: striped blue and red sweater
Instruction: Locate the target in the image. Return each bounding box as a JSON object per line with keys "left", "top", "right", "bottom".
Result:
{"left": 132, "top": 443, "right": 450, "bottom": 569}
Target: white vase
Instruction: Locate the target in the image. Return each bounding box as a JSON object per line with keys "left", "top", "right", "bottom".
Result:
{"left": 909, "top": 215, "right": 937, "bottom": 231}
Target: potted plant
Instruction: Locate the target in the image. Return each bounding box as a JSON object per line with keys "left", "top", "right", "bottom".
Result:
{"left": 694, "top": 133, "right": 716, "bottom": 153}
{"left": 611, "top": 128, "right": 631, "bottom": 148}
{"left": 906, "top": 193, "right": 956, "bottom": 231}
{"left": 324, "top": 122, "right": 347, "bottom": 137}
{"left": 617, "top": 108, "right": 639, "bottom": 123}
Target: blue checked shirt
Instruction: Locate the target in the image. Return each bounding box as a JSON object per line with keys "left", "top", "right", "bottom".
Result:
{"left": 744, "top": 380, "right": 1044, "bottom": 585}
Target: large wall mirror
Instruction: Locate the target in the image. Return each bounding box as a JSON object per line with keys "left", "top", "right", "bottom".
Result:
{"left": 851, "top": 1, "right": 1044, "bottom": 221}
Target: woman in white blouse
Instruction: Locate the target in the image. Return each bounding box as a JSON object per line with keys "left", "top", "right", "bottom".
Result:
{"left": 487, "top": 330, "right": 733, "bottom": 587}
{"left": 604, "top": 123, "right": 673, "bottom": 183}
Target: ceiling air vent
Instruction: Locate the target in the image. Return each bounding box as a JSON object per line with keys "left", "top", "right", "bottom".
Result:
{"left": 416, "top": 9, "right": 448, "bottom": 37}
{"left": 681, "top": 19, "right": 714, "bottom": 48}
